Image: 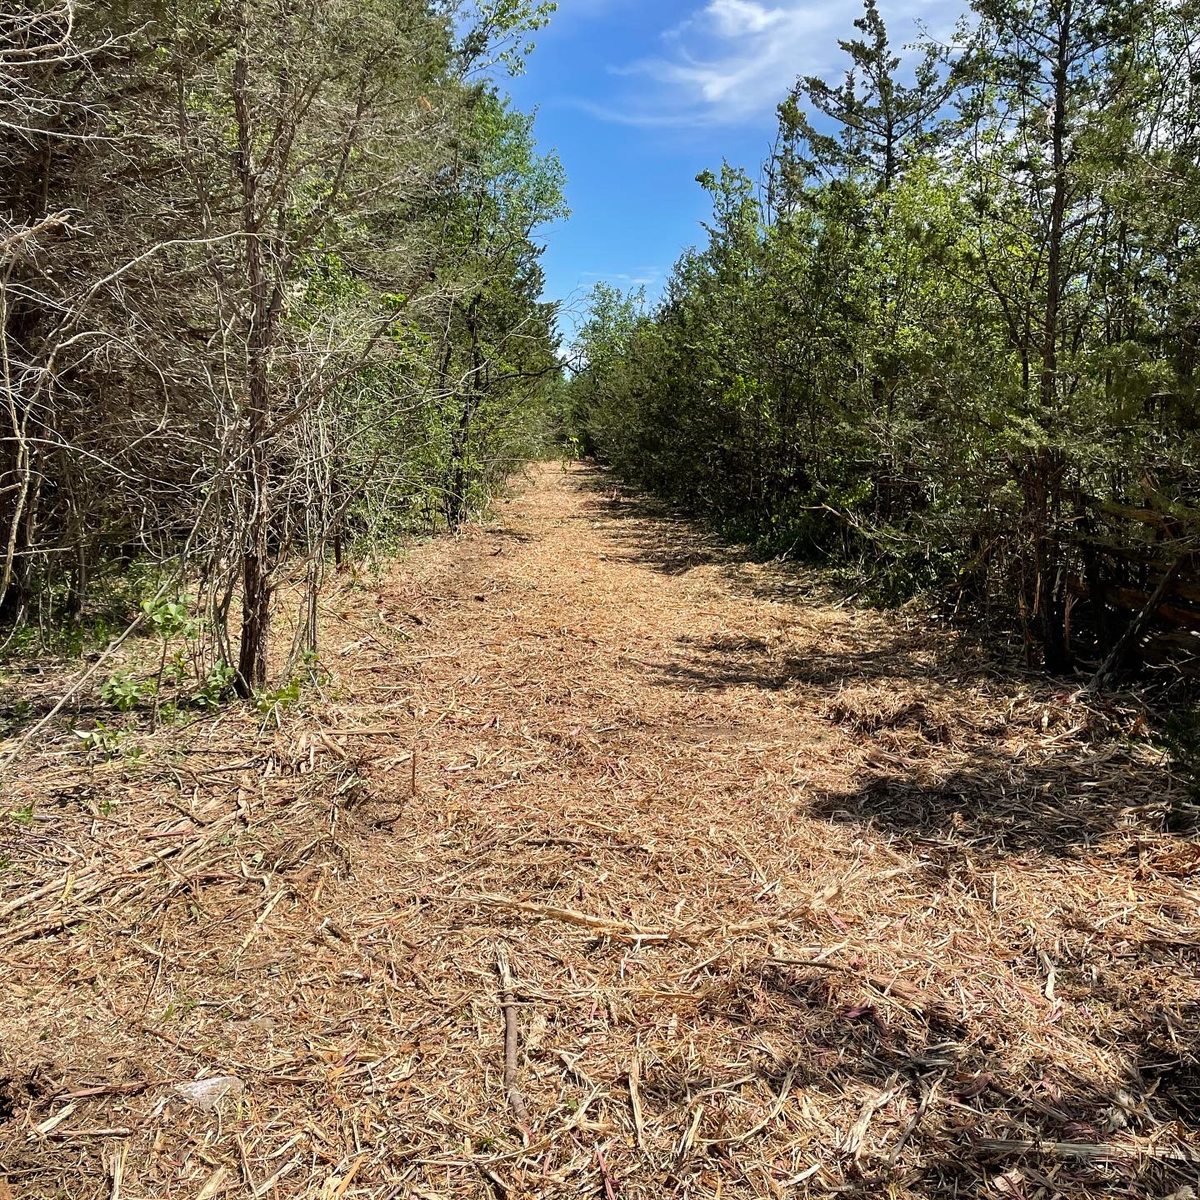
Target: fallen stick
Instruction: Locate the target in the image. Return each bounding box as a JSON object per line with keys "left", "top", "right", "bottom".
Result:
{"left": 1, "top": 809, "right": 237, "bottom": 931}
{"left": 316, "top": 730, "right": 349, "bottom": 760}
{"left": 0, "top": 845, "right": 187, "bottom": 922}
{"left": 496, "top": 948, "right": 528, "bottom": 1124}
{"left": 975, "top": 1136, "right": 1200, "bottom": 1164}
{"left": 465, "top": 894, "right": 651, "bottom": 938}
{"left": 327, "top": 1156, "right": 365, "bottom": 1200}
{"left": 763, "top": 957, "right": 930, "bottom": 1006}
{"left": 108, "top": 1142, "right": 128, "bottom": 1200}
{"left": 58, "top": 1082, "right": 157, "bottom": 1101}
{"left": 445, "top": 890, "right": 837, "bottom": 945}
{"left": 46, "top": 1127, "right": 136, "bottom": 1141}
{"left": 236, "top": 887, "right": 288, "bottom": 956}
{"left": 194, "top": 1168, "right": 230, "bottom": 1200}
{"left": 252, "top": 1156, "right": 302, "bottom": 1199}
{"left": 889, "top": 1072, "right": 944, "bottom": 1164}
{"left": 315, "top": 727, "right": 408, "bottom": 737}
{"left": 841, "top": 1080, "right": 902, "bottom": 1160}
{"left": 0, "top": 842, "right": 205, "bottom": 948}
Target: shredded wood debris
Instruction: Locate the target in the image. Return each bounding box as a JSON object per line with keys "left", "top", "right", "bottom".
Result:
{"left": 1, "top": 464, "right": 1198, "bottom": 1198}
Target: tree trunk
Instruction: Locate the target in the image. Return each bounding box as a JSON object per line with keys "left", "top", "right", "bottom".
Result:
{"left": 237, "top": 417, "right": 272, "bottom": 694}
{"left": 1031, "top": 1, "right": 1073, "bottom": 673}
{"left": 233, "top": 15, "right": 273, "bottom": 696}
{"left": 445, "top": 293, "right": 483, "bottom": 528}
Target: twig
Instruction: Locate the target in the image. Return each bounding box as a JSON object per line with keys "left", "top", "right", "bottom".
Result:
{"left": 252, "top": 1156, "right": 302, "bottom": 1198}
{"left": 237, "top": 1133, "right": 257, "bottom": 1194}
{"left": 108, "top": 1142, "right": 127, "bottom": 1200}
{"left": 496, "top": 947, "right": 528, "bottom": 1124}
{"left": 841, "top": 1079, "right": 901, "bottom": 1160}
{"left": 194, "top": 1168, "right": 231, "bottom": 1200}
{"left": 446, "top": 891, "right": 836, "bottom": 945}
{"left": 58, "top": 1082, "right": 157, "bottom": 1101}
{"left": 701, "top": 1067, "right": 796, "bottom": 1149}
{"left": 628, "top": 1054, "right": 646, "bottom": 1149}
{"left": 975, "top": 1136, "right": 1200, "bottom": 1164}
{"left": 889, "top": 1072, "right": 943, "bottom": 1164}
{"left": 45, "top": 1127, "right": 136, "bottom": 1140}
{"left": 595, "top": 1143, "right": 618, "bottom": 1200}
{"left": 327, "top": 1157, "right": 365, "bottom": 1200}
{"left": 236, "top": 886, "right": 288, "bottom": 956}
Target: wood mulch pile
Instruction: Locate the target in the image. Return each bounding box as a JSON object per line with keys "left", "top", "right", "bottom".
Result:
{"left": 1, "top": 464, "right": 1197, "bottom": 1199}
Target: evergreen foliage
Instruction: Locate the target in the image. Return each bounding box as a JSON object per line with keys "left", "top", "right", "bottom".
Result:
{"left": 563, "top": 0, "right": 1200, "bottom": 669}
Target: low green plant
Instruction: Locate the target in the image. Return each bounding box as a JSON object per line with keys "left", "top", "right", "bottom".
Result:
{"left": 254, "top": 675, "right": 303, "bottom": 716}
{"left": 100, "top": 670, "right": 150, "bottom": 712}
{"left": 254, "top": 651, "right": 322, "bottom": 717}
{"left": 141, "top": 596, "right": 196, "bottom": 639}
{"left": 192, "top": 660, "right": 235, "bottom": 709}
{"left": 8, "top": 803, "right": 35, "bottom": 824}
{"left": 142, "top": 597, "right": 200, "bottom": 730}
{"left": 1, "top": 698, "right": 34, "bottom": 737}
{"left": 165, "top": 651, "right": 190, "bottom": 688}
{"left": 4, "top": 616, "right": 117, "bottom": 661}
{"left": 74, "top": 720, "right": 123, "bottom": 759}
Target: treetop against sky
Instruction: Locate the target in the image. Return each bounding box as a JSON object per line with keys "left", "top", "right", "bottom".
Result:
{"left": 505, "top": 0, "right": 968, "bottom": 334}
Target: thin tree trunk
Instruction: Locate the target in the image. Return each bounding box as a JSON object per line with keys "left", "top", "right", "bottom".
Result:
{"left": 233, "top": 12, "right": 273, "bottom": 695}
{"left": 1032, "top": 2, "right": 1073, "bottom": 673}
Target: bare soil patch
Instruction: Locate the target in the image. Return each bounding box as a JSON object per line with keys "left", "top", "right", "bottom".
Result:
{"left": 1, "top": 463, "right": 1197, "bottom": 1198}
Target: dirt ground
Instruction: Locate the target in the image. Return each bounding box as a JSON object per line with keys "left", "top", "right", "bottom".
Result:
{"left": 2, "top": 463, "right": 1198, "bottom": 1199}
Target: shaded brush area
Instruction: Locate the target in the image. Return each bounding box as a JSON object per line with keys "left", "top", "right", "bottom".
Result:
{"left": 1155, "top": 704, "right": 1200, "bottom": 831}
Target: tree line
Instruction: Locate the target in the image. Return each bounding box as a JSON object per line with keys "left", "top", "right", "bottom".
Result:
{"left": 2, "top": 0, "right": 563, "bottom": 693}
{"left": 563, "top": 0, "right": 1200, "bottom": 676}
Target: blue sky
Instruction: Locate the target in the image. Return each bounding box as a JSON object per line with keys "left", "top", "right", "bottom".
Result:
{"left": 503, "top": 0, "right": 968, "bottom": 339}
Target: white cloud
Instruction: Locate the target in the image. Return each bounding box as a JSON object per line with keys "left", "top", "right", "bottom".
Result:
{"left": 595, "top": 0, "right": 967, "bottom": 128}
{"left": 707, "top": 0, "right": 788, "bottom": 37}
{"left": 579, "top": 268, "right": 661, "bottom": 287}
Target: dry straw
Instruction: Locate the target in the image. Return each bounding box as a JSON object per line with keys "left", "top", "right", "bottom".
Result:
{"left": 1, "top": 465, "right": 1197, "bottom": 1198}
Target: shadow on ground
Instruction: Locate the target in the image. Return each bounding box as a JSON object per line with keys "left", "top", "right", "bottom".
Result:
{"left": 575, "top": 467, "right": 1192, "bottom": 863}
{"left": 569, "top": 466, "right": 1200, "bottom": 1194}
{"left": 813, "top": 753, "right": 1170, "bottom": 857}
{"left": 575, "top": 469, "right": 828, "bottom": 596}
{"left": 675, "top": 959, "right": 1200, "bottom": 1197}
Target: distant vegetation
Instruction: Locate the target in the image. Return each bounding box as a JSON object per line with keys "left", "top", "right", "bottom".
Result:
{"left": 1, "top": 0, "right": 563, "bottom": 692}
{"left": 563, "top": 0, "right": 1200, "bottom": 677}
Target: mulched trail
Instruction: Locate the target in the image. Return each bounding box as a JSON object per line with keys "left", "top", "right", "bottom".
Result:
{"left": 2, "top": 463, "right": 1198, "bottom": 1199}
